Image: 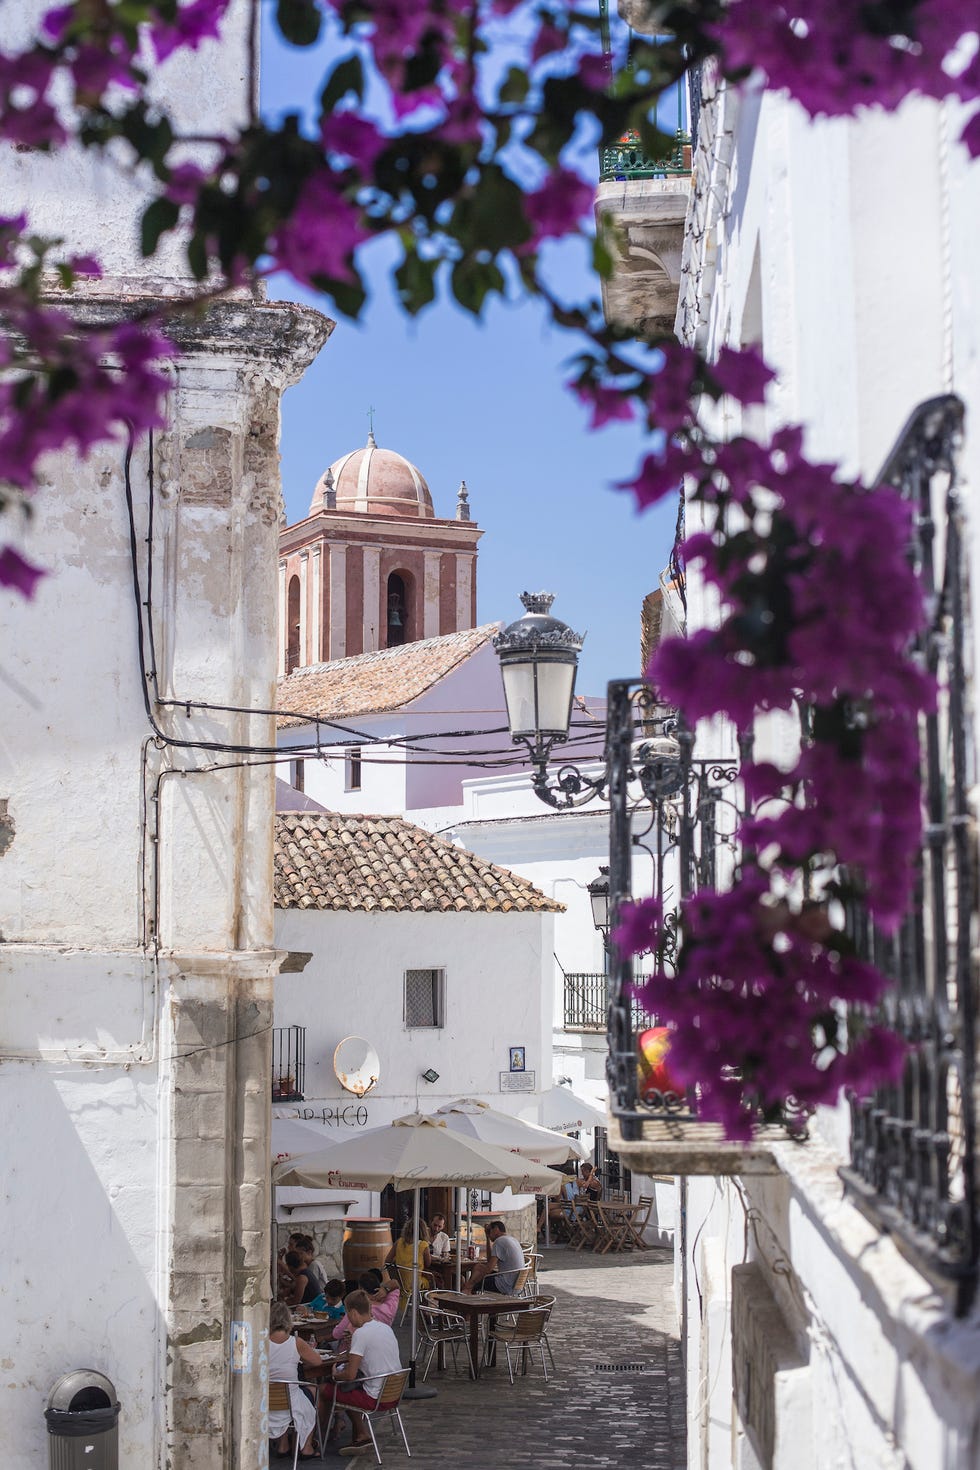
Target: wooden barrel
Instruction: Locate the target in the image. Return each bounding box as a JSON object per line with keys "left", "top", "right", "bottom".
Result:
{"left": 342, "top": 1218, "right": 393, "bottom": 1281}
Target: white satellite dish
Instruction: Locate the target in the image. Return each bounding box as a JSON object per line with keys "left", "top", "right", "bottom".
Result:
{"left": 334, "top": 1035, "right": 380, "bottom": 1098}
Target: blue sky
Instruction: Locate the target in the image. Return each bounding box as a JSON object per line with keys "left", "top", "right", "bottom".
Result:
{"left": 261, "top": 20, "right": 677, "bottom": 695}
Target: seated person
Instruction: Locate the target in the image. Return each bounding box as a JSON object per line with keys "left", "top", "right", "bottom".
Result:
{"left": 461, "top": 1220, "right": 524, "bottom": 1295}
{"left": 579, "top": 1162, "right": 602, "bottom": 1201}
{"left": 323, "top": 1279, "right": 347, "bottom": 1321}
{"left": 429, "top": 1214, "right": 451, "bottom": 1259}
{"left": 385, "top": 1220, "right": 434, "bottom": 1293}
{"left": 284, "top": 1249, "right": 319, "bottom": 1307}
{"left": 330, "top": 1270, "right": 400, "bottom": 1343}
{"left": 327, "top": 1289, "right": 403, "bottom": 1454}
{"left": 292, "top": 1234, "right": 329, "bottom": 1297}
{"left": 268, "top": 1300, "right": 321, "bottom": 1461}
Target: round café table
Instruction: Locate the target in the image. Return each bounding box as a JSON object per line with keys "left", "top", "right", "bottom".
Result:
{"left": 429, "top": 1289, "right": 525, "bottom": 1380}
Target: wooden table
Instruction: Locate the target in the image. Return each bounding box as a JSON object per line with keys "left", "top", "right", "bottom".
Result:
{"left": 292, "top": 1316, "right": 340, "bottom": 1343}
{"left": 429, "top": 1290, "right": 525, "bottom": 1380}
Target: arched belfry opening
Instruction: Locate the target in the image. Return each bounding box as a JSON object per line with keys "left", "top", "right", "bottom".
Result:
{"left": 286, "top": 574, "right": 301, "bottom": 671}
{"left": 386, "top": 571, "right": 412, "bottom": 648}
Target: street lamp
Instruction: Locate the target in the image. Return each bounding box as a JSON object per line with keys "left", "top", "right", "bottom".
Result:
{"left": 587, "top": 867, "right": 611, "bottom": 940}
{"left": 495, "top": 589, "right": 730, "bottom": 1140}
{"left": 493, "top": 591, "right": 607, "bottom": 808}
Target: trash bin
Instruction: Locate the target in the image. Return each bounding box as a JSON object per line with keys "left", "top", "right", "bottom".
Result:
{"left": 45, "top": 1370, "right": 120, "bottom": 1470}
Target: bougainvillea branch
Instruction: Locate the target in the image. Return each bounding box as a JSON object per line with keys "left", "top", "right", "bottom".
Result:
{"left": 0, "top": 0, "right": 977, "bottom": 1138}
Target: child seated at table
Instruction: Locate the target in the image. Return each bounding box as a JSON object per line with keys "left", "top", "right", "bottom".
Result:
{"left": 323, "top": 1279, "right": 346, "bottom": 1321}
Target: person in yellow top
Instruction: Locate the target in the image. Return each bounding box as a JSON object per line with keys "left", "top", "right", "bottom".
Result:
{"left": 386, "top": 1219, "right": 435, "bottom": 1293}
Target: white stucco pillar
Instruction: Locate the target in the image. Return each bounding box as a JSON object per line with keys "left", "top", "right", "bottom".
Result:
{"left": 456, "top": 554, "right": 473, "bottom": 631}
{"left": 277, "top": 559, "right": 286, "bottom": 676}
{"left": 363, "top": 546, "right": 381, "bottom": 652}
{"left": 298, "top": 550, "right": 309, "bottom": 668}
{"left": 423, "top": 552, "right": 441, "bottom": 639}
{"left": 311, "top": 546, "right": 322, "bottom": 664}
{"left": 329, "top": 544, "right": 347, "bottom": 660}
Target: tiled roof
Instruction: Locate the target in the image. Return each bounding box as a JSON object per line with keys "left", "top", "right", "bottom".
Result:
{"left": 274, "top": 812, "right": 565, "bottom": 914}
{"left": 277, "top": 625, "right": 498, "bottom": 727}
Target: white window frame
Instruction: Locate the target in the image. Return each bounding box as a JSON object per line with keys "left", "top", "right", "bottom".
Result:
{"left": 345, "top": 746, "right": 362, "bottom": 792}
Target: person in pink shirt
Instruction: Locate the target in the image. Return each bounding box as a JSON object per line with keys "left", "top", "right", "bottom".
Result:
{"left": 331, "top": 1270, "right": 400, "bottom": 1343}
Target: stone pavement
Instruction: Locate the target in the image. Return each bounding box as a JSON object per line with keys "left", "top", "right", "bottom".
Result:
{"left": 314, "top": 1247, "right": 686, "bottom": 1470}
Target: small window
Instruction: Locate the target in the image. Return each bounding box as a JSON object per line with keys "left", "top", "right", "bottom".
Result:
{"left": 345, "top": 747, "right": 362, "bottom": 792}
{"left": 405, "top": 969, "right": 445, "bottom": 1029}
{"left": 292, "top": 758, "right": 305, "bottom": 794}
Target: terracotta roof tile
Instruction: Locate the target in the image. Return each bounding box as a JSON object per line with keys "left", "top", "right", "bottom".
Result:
{"left": 277, "top": 624, "right": 498, "bottom": 727}
{"left": 274, "top": 812, "right": 564, "bottom": 915}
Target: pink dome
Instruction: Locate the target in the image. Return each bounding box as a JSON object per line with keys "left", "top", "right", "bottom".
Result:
{"left": 309, "top": 432, "right": 434, "bottom": 519}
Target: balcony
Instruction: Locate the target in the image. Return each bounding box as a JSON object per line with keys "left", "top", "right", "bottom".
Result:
{"left": 272, "top": 1025, "right": 306, "bottom": 1101}
{"left": 564, "top": 971, "right": 654, "bottom": 1033}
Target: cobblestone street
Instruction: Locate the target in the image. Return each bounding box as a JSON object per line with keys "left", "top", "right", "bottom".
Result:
{"left": 313, "top": 1248, "right": 686, "bottom": 1470}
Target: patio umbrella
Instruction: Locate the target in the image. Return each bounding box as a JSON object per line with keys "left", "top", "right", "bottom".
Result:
{"left": 272, "top": 1116, "right": 332, "bottom": 1162}
{"left": 539, "top": 1084, "right": 607, "bottom": 1133}
{"left": 434, "top": 1098, "right": 586, "bottom": 1271}
{"left": 434, "top": 1097, "right": 588, "bottom": 1166}
{"left": 273, "top": 1114, "right": 563, "bottom": 1390}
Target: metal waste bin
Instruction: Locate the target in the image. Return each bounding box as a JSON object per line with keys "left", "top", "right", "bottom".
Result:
{"left": 45, "top": 1370, "right": 120, "bottom": 1470}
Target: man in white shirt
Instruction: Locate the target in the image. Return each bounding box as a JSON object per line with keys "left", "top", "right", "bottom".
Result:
{"left": 429, "top": 1213, "right": 451, "bottom": 1259}
{"left": 329, "top": 1289, "right": 403, "bottom": 1456}
{"left": 462, "top": 1220, "right": 525, "bottom": 1295}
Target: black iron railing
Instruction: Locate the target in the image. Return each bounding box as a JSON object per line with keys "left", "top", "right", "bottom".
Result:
{"left": 272, "top": 1025, "right": 306, "bottom": 1101}
{"left": 605, "top": 707, "right": 742, "bottom": 1138}
{"left": 839, "top": 394, "right": 978, "bottom": 1313}
{"left": 564, "top": 971, "right": 655, "bottom": 1032}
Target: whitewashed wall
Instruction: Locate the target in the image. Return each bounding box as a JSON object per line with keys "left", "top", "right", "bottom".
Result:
{"left": 671, "top": 70, "right": 980, "bottom": 1470}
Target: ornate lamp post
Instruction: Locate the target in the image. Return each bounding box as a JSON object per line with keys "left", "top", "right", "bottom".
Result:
{"left": 494, "top": 591, "right": 735, "bottom": 1141}
{"left": 587, "top": 867, "right": 611, "bottom": 941}
{"left": 492, "top": 591, "right": 609, "bottom": 809}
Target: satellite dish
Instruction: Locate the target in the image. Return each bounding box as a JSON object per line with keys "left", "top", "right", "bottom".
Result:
{"left": 334, "top": 1036, "right": 380, "bottom": 1098}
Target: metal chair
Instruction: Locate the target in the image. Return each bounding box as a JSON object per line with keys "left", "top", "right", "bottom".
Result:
{"left": 487, "top": 1308, "right": 552, "bottom": 1385}
{"left": 353, "top": 1370, "right": 413, "bottom": 1464}
{"left": 417, "top": 1305, "right": 476, "bottom": 1380}
{"left": 268, "top": 1380, "right": 320, "bottom": 1467}
{"left": 523, "top": 1294, "right": 556, "bottom": 1370}
{"left": 394, "top": 1263, "right": 436, "bottom": 1325}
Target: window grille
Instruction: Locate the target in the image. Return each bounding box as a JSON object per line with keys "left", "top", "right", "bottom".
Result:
{"left": 272, "top": 1025, "right": 306, "bottom": 1101}
{"left": 405, "top": 969, "right": 445, "bottom": 1029}
{"left": 345, "top": 747, "right": 362, "bottom": 792}
{"left": 839, "top": 394, "right": 978, "bottom": 1313}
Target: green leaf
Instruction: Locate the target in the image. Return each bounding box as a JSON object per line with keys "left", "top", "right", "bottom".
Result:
{"left": 394, "top": 250, "right": 439, "bottom": 315}
{"left": 450, "top": 257, "right": 504, "bottom": 317}
{"left": 186, "top": 232, "right": 209, "bottom": 282}
{"left": 498, "top": 66, "right": 530, "bottom": 106}
{"left": 276, "top": 0, "right": 322, "bottom": 46}
{"left": 320, "top": 54, "right": 365, "bottom": 113}
{"left": 140, "top": 197, "right": 180, "bottom": 258}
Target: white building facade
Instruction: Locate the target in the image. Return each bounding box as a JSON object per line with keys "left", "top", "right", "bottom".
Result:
{"left": 608, "top": 41, "right": 980, "bottom": 1470}
{"left": 0, "top": 6, "right": 330, "bottom": 1465}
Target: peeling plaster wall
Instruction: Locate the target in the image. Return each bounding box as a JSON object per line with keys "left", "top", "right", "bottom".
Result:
{"left": 0, "top": 297, "right": 329, "bottom": 1469}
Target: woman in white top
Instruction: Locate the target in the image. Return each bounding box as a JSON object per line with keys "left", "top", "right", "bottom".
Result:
{"left": 268, "top": 1300, "right": 321, "bottom": 1459}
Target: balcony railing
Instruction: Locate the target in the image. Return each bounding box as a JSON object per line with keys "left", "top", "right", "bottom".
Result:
{"left": 564, "top": 971, "right": 655, "bottom": 1032}
{"left": 272, "top": 1025, "right": 306, "bottom": 1101}
{"left": 838, "top": 394, "right": 978, "bottom": 1314}
{"left": 600, "top": 129, "right": 691, "bottom": 181}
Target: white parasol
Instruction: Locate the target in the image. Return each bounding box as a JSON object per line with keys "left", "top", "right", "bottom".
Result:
{"left": 434, "top": 1097, "right": 587, "bottom": 1166}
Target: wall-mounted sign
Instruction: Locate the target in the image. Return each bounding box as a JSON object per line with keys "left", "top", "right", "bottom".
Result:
{"left": 274, "top": 1105, "right": 370, "bottom": 1127}
{"left": 500, "top": 1070, "right": 536, "bottom": 1093}
{"left": 509, "top": 1046, "right": 526, "bottom": 1072}
{"left": 230, "top": 1321, "right": 251, "bottom": 1375}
